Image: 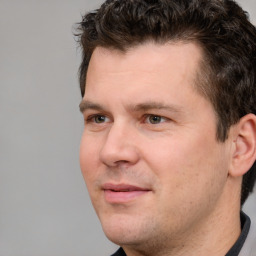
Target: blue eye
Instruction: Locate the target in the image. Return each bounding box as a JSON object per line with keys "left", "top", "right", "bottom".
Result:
{"left": 146, "top": 115, "right": 164, "bottom": 124}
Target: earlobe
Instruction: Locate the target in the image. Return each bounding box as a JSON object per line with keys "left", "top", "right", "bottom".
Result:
{"left": 229, "top": 114, "right": 256, "bottom": 177}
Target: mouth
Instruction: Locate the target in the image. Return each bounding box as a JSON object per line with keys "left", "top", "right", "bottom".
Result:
{"left": 102, "top": 183, "right": 151, "bottom": 203}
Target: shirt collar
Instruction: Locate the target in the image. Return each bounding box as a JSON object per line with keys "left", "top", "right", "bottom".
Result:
{"left": 225, "top": 211, "right": 251, "bottom": 256}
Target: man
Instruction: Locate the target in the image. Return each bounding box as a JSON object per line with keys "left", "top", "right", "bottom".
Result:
{"left": 76, "top": 0, "right": 256, "bottom": 255}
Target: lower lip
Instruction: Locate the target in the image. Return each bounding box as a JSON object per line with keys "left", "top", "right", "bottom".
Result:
{"left": 104, "top": 190, "right": 149, "bottom": 203}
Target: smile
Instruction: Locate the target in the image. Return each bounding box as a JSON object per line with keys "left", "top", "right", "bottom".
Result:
{"left": 102, "top": 183, "right": 151, "bottom": 203}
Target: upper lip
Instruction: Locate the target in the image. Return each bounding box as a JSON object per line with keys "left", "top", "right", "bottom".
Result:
{"left": 102, "top": 183, "right": 151, "bottom": 192}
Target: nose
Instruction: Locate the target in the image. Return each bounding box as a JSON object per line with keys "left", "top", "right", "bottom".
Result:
{"left": 99, "top": 122, "right": 140, "bottom": 167}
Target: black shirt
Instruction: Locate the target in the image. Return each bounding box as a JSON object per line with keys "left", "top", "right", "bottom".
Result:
{"left": 111, "top": 212, "right": 251, "bottom": 256}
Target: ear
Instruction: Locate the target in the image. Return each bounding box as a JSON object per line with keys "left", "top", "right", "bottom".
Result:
{"left": 229, "top": 114, "right": 256, "bottom": 177}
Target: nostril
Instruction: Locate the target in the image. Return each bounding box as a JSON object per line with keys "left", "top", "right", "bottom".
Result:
{"left": 114, "top": 160, "right": 134, "bottom": 168}
{"left": 115, "top": 160, "right": 129, "bottom": 164}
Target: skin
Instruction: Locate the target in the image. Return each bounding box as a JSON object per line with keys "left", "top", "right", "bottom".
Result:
{"left": 79, "top": 42, "right": 253, "bottom": 256}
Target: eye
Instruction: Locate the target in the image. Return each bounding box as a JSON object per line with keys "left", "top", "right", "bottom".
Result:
{"left": 146, "top": 115, "right": 165, "bottom": 124}
{"left": 94, "top": 115, "right": 106, "bottom": 123}
{"left": 87, "top": 114, "right": 109, "bottom": 124}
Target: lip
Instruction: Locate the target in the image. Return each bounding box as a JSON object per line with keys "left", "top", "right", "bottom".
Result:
{"left": 102, "top": 183, "right": 151, "bottom": 203}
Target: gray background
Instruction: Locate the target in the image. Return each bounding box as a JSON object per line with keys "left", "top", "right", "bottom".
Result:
{"left": 0, "top": 0, "right": 255, "bottom": 255}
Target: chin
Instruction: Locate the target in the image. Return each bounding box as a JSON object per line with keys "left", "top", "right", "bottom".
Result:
{"left": 103, "top": 221, "right": 169, "bottom": 256}
{"left": 100, "top": 214, "right": 145, "bottom": 245}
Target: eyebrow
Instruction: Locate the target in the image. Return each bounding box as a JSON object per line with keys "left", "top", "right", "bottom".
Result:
{"left": 79, "top": 99, "right": 183, "bottom": 114}
{"left": 79, "top": 100, "right": 104, "bottom": 113}
{"left": 129, "top": 102, "right": 184, "bottom": 114}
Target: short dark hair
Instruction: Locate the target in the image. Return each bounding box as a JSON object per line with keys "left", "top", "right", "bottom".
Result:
{"left": 76, "top": 0, "right": 256, "bottom": 205}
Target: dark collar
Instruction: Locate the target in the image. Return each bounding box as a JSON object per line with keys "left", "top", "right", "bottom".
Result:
{"left": 225, "top": 211, "right": 251, "bottom": 256}
{"left": 111, "top": 247, "right": 126, "bottom": 256}
{"left": 111, "top": 212, "right": 251, "bottom": 256}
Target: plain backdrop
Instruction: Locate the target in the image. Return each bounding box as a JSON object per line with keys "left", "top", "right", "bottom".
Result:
{"left": 0, "top": 0, "right": 255, "bottom": 255}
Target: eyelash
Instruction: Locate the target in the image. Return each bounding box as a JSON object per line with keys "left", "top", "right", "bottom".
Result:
{"left": 85, "top": 114, "right": 167, "bottom": 125}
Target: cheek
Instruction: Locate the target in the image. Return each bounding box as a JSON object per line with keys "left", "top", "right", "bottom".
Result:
{"left": 146, "top": 140, "right": 229, "bottom": 231}
{"left": 145, "top": 133, "right": 228, "bottom": 198}
{"left": 79, "top": 133, "right": 100, "bottom": 183}
{"left": 79, "top": 134, "right": 104, "bottom": 211}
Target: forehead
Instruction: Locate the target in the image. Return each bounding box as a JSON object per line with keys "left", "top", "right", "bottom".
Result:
{"left": 86, "top": 42, "right": 203, "bottom": 90}
{"left": 84, "top": 42, "right": 206, "bottom": 111}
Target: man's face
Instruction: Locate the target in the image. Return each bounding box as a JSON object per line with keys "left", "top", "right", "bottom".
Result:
{"left": 80, "top": 42, "right": 233, "bottom": 251}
